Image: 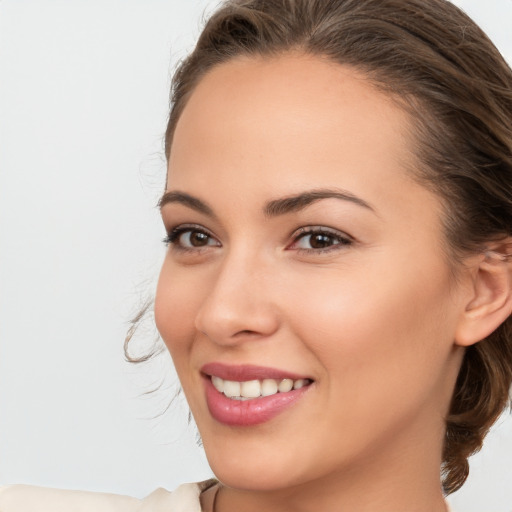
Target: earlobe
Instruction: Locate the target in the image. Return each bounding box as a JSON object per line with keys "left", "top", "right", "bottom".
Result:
{"left": 455, "top": 245, "right": 512, "bottom": 347}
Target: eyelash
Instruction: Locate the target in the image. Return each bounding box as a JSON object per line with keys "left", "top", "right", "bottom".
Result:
{"left": 163, "top": 224, "right": 219, "bottom": 252}
{"left": 163, "top": 225, "right": 353, "bottom": 254}
{"left": 288, "top": 226, "right": 353, "bottom": 254}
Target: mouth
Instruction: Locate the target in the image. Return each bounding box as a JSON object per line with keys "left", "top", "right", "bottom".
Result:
{"left": 201, "top": 363, "right": 314, "bottom": 426}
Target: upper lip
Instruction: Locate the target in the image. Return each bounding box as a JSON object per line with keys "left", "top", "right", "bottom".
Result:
{"left": 201, "top": 362, "right": 311, "bottom": 382}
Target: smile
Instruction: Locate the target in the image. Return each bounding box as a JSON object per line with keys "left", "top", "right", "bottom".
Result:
{"left": 201, "top": 363, "right": 314, "bottom": 426}
{"left": 211, "top": 376, "right": 312, "bottom": 400}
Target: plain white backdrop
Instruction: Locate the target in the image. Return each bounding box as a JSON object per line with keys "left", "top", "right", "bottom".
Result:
{"left": 0, "top": 1, "right": 511, "bottom": 510}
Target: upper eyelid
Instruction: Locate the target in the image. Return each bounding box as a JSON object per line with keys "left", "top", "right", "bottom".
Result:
{"left": 165, "top": 224, "right": 221, "bottom": 246}
{"left": 167, "top": 223, "right": 216, "bottom": 236}
{"left": 291, "top": 225, "right": 354, "bottom": 240}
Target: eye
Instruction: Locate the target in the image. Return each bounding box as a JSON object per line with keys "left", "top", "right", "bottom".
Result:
{"left": 288, "top": 227, "right": 353, "bottom": 252}
{"left": 164, "top": 225, "right": 221, "bottom": 250}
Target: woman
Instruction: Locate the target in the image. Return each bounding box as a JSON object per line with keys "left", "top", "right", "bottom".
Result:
{"left": 1, "top": 0, "right": 511, "bottom": 510}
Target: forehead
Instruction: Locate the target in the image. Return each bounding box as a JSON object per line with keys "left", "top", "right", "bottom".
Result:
{"left": 169, "top": 54, "right": 417, "bottom": 188}
{"left": 167, "top": 54, "right": 437, "bottom": 224}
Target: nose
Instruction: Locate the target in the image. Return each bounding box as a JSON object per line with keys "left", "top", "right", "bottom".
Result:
{"left": 194, "top": 252, "right": 280, "bottom": 345}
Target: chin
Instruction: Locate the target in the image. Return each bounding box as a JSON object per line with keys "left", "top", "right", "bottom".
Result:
{"left": 209, "top": 460, "right": 302, "bottom": 492}
{"left": 200, "top": 431, "right": 318, "bottom": 492}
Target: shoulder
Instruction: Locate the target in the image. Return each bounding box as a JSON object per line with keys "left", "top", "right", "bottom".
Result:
{"left": 0, "top": 485, "right": 140, "bottom": 512}
{"left": 0, "top": 480, "right": 216, "bottom": 512}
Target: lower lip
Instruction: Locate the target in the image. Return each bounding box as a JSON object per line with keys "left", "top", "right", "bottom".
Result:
{"left": 204, "top": 376, "right": 312, "bottom": 426}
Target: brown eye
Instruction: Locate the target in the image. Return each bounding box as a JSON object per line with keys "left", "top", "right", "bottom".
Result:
{"left": 165, "top": 226, "right": 221, "bottom": 250}
{"left": 309, "top": 233, "right": 336, "bottom": 249}
{"left": 290, "top": 228, "right": 353, "bottom": 252}
{"left": 186, "top": 230, "right": 210, "bottom": 247}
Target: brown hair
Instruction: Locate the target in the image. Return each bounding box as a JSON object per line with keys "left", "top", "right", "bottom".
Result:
{"left": 158, "top": 0, "right": 512, "bottom": 494}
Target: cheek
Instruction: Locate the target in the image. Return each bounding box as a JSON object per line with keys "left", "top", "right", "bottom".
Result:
{"left": 154, "top": 261, "right": 201, "bottom": 364}
{"left": 283, "top": 256, "right": 457, "bottom": 403}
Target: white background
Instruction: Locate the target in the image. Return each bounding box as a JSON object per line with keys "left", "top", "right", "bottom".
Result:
{"left": 0, "top": 1, "right": 511, "bottom": 510}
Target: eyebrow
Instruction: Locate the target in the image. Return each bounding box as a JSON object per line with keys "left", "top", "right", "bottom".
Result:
{"left": 158, "top": 191, "right": 215, "bottom": 218}
{"left": 264, "top": 189, "right": 376, "bottom": 217}
{"left": 158, "top": 188, "right": 375, "bottom": 218}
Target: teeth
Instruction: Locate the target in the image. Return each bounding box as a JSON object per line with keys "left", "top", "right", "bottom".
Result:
{"left": 223, "top": 380, "right": 241, "bottom": 398}
{"left": 278, "top": 379, "right": 293, "bottom": 393}
{"left": 261, "top": 378, "right": 278, "bottom": 397}
{"left": 293, "top": 379, "right": 307, "bottom": 390}
{"left": 241, "top": 380, "right": 261, "bottom": 398}
{"left": 212, "top": 376, "right": 224, "bottom": 393}
{"left": 211, "top": 376, "right": 311, "bottom": 400}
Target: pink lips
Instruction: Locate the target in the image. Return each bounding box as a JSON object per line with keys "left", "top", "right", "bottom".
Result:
{"left": 201, "top": 363, "right": 313, "bottom": 427}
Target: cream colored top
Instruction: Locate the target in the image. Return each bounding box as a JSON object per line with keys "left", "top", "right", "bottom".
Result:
{"left": 0, "top": 480, "right": 217, "bottom": 512}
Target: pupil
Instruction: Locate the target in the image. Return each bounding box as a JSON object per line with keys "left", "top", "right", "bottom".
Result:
{"left": 311, "top": 234, "right": 332, "bottom": 249}
{"left": 191, "top": 231, "right": 208, "bottom": 246}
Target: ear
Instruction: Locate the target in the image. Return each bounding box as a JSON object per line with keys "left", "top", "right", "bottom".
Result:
{"left": 455, "top": 242, "right": 512, "bottom": 347}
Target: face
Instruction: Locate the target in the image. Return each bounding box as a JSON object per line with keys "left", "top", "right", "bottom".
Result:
{"left": 155, "top": 55, "right": 468, "bottom": 491}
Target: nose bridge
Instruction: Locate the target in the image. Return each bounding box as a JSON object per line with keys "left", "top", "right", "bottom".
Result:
{"left": 194, "top": 244, "right": 279, "bottom": 343}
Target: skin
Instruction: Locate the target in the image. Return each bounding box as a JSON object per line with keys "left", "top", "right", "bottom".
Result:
{"left": 154, "top": 54, "right": 479, "bottom": 512}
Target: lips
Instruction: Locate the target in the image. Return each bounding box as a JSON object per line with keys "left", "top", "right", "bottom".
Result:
{"left": 201, "top": 363, "right": 313, "bottom": 426}
{"left": 202, "top": 362, "right": 309, "bottom": 381}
